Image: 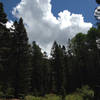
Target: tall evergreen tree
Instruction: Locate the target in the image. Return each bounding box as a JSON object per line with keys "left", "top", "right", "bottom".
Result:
{"left": 50, "top": 41, "right": 66, "bottom": 95}
{"left": 0, "top": 3, "right": 8, "bottom": 24}
{"left": 0, "top": 2, "right": 13, "bottom": 97}
{"left": 12, "top": 18, "right": 31, "bottom": 98}
{"left": 31, "top": 41, "right": 44, "bottom": 96}
{"left": 31, "top": 41, "right": 51, "bottom": 96}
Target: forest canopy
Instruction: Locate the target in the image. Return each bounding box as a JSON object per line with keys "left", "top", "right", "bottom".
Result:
{"left": 0, "top": 2, "right": 100, "bottom": 100}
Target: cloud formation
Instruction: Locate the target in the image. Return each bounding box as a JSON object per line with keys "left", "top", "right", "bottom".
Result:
{"left": 6, "top": 20, "right": 13, "bottom": 29}
{"left": 12, "top": 0, "right": 92, "bottom": 53}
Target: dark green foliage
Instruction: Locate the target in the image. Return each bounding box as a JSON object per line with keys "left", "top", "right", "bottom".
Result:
{"left": 0, "top": 3, "right": 8, "bottom": 24}
{"left": 31, "top": 41, "right": 44, "bottom": 95}
{"left": 12, "top": 18, "right": 32, "bottom": 97}
{"left": 0, "top": 1, "right": 100, "bottom": 99}
{"left": 31, "top": 41, "right": 50, "bottom": 96}
{"left": 50, "top": 41, "right": 67, "bottom": 95}
{"left": 96, "top": 0, "right": 100, "bottom": 4}
{"left": 65, "top": 85, "right": 94, "bottom": 100}
{"left": 0, "top": 5, "right": 12, "bottom": 97}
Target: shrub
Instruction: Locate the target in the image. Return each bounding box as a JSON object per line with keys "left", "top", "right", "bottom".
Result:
{"left": 77, "top": 85, "right": 94, "bottom": 100}
{"left": 25, "top": 86, "right": 94, "bottom": 100}
{"left": 25, "top": 95, "right": 42, "bottom": 100}
{"left": 65, "top": 93, "right": 83, "bottom": 100}
{"left": 25, "top": 94, "right": 61, "bottom": 100}
{"left": 44, "top": 94, "right": 61, "bottom": 100}
{"left": 65, "top": 85, "right": 94, "bottom": 100}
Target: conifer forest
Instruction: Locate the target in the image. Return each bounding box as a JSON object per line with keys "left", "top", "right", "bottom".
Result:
{"left": 0, "top": 1, "right": 100, "bottom": 100}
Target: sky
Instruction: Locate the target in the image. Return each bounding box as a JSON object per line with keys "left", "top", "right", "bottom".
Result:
{"left": 0, "top": 0, "right": 98, "bottom": 54}
{"left": 0, "top": 0, "right": 97, "bottom": 23}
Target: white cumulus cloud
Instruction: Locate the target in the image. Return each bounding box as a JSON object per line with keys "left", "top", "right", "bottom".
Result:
{"left": 6, "top": 20, "right": 13, "bottom": 29}
{"left": 12, "top": 0, "right": 92, "bottom": 54}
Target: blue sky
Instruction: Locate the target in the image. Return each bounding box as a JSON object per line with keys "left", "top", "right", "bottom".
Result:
{"left": 51, "top": 0, "right": 97, "bottom": 24}
{"left": 0, "top": 0, "right": 98, "bottom": 24}
{"left": 0, "top": 0, "right": 20, "bottom": 20}
{"left": 0, "top": 0, "right": 95, "bottom": 53}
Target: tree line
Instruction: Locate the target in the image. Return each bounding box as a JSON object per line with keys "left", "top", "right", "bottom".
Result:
{"left": 0, "top": 2, "right": 100, "bottom": 99}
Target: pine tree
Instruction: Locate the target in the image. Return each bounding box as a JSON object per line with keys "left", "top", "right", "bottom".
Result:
{"left": 0, "top": 2, "right": 14, "bottom": 97}
{"left": 71, "top": 33, "right": 88, "bottom": 87}
{"left": 31, "top": 41, "right": 44, "bottom": 96}
{"left": 12, "top": 18, "right": 31, "bottom": 98}
{"left": 0, "top": 2, "right": 8, "bottom": 24}
{"left": 50, "top": 41, "right": 66, "bottom": 95}
{"left": 42, "top": 52, "right": 51, "bottom": 95}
